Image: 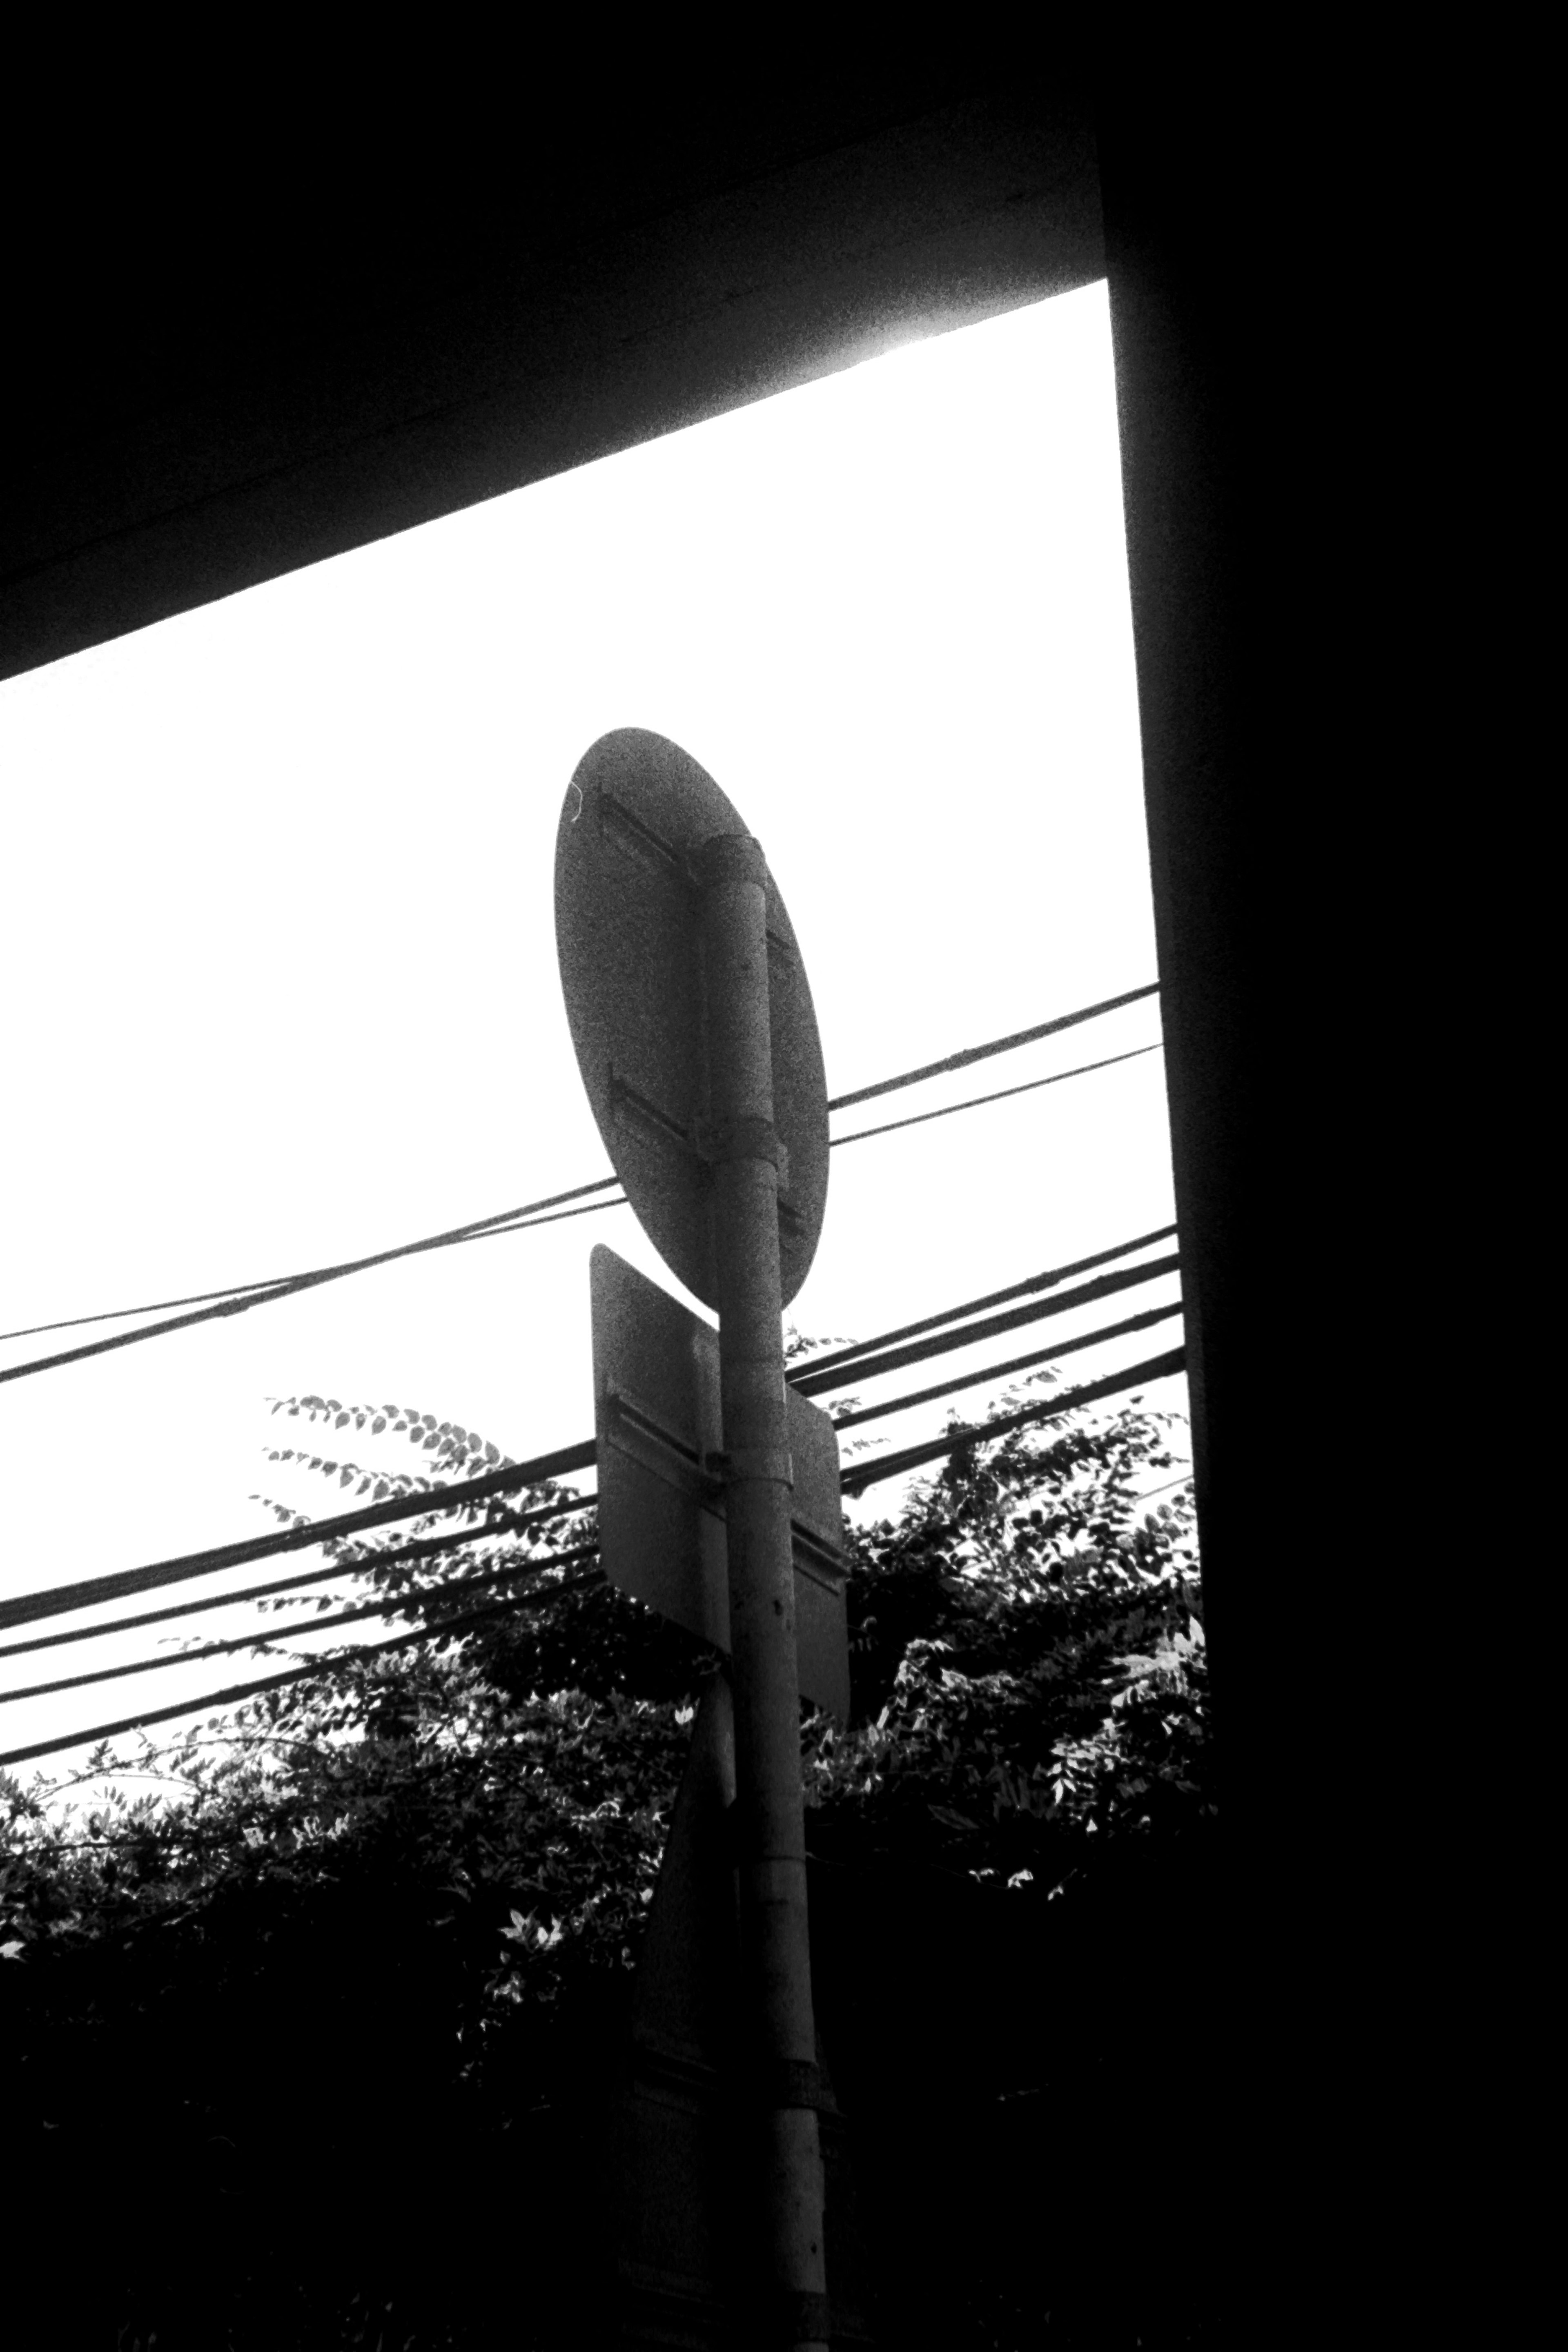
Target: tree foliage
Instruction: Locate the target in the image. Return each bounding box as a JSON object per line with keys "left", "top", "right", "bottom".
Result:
{"left": 1, "top": 1361, "right": 1209, "bottom": 2349}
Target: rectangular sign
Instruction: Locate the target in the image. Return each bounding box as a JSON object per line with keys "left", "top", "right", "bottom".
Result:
{"left": 590, "top": 1245, "right": 851, "bottom": 1719}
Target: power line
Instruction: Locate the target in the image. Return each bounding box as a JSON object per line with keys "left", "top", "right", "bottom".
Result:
{"left": 0, "top": 1183, "right": 626, "bottom": 1382}
{"left": 0, "top": 1494, "right": 596, "bottom": 1663}
{"left": 829, "top": 1301, "right": 1183, "bottom": 1428}
{"left": 0, "top": 1298, "right": 1181, "bottom": 1678}
{"left": 0, "top": 1579, "right": 604, "bottom": 1774}
{"left": 787, "top": 1225, "right": 1178, "bottom": 1380}
{"left": 5, "top": 1540, "right": 603, "bottom": 1705}
{"left": 0, "top": 1225, "right": 1177, "bottom": 1643}
{"left": 799, "top": 1254, "right": 1179, "bottom": 1394}
{"left": 829, "top": 1042, "right": 1163, "bottom": 1148}
{"left": 2, "top": 1044, "right": 1156, "bottom": 1354}
{"left": 0, "top": 1348, "right": 1191, "bottom": 1772}
{"left": 791, "top": 1250, "right": 1180, "bottom": 1393}
{"left": 824, "top": 982, "right": 1160, "bottom": 1111}
{"left": 0, "top": 1284, "right": 1176, "bottom": 1669}
{"left": 0, "top": 1440, "right": 597, "bottom": 1635}
{"left": 840, "top": 1348, "right": 1188, "bottom": 1493}
{"left": 0, "top": 1197, "right": 627, "bottom": 1345}
{"left": 0, "top": 983, "right": 1159, "bottom": 1379}
{"left": 12, "top": 1315, "right": 1183, "bottom": 1693}
{"left": 1135, "top": 1471, "right": 1196, "bottom": 1506}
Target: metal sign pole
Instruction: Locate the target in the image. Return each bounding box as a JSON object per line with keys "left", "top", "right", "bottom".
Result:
{"left": 556, "top": 730, "right": 844, "bottom": 2343}
{"left": 697, "top": 830, "right": 829, "bottom": 2352}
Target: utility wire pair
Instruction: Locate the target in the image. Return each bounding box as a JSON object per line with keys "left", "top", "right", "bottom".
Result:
{"left": 0, "top": 1338, "right": 1186, "bottom": 1773}
{"left": 1, "top": 1223, "right": 1180, "bottom": 1642}
{"left": 1, "top": 985, "right": 1161, "bottom": 1382}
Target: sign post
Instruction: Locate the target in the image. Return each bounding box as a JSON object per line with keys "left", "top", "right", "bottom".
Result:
{"left": 697, "top": 828, "right": 828, "bottom": 2350}
{"left": 556, "top": 730, "right": 836, "bottom": 2349}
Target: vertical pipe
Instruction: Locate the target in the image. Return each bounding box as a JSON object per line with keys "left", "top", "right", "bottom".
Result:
{"left": 697, "top": 829, "right": 828, "bottom": 2352}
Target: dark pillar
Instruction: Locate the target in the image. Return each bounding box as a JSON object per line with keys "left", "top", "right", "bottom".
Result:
{"left": 1096, "top": 42, "right": 1413, "bottom": 2343}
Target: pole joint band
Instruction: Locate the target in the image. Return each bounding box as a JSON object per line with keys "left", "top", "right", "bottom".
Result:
{"left": 692, "top": 1112, "right": 788, "bottom": 1181}
{"left": 706, "top": 1447, "right": 795, "bottom": 1488}
{"left": 748, "top": 2057, "right": 836, "bottom": 2115}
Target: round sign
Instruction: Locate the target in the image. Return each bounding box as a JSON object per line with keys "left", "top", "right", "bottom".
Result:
{"left": 555, "top": 728, "right": 829, "bottom": 1310}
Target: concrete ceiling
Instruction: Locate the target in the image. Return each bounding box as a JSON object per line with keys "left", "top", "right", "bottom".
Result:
{"left": 2, "top": 79, "right": 1100, "bottom": 683}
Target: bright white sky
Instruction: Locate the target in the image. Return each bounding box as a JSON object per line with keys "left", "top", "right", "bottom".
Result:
{"left": 0, "top": 281, "right": 1185, "bottom": 1789}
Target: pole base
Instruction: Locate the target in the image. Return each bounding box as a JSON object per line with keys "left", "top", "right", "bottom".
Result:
{"left": 614, "top": 1680, "right": 878, "bottom": 2347}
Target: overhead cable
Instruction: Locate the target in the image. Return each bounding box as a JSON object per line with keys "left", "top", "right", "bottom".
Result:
{"left": 829, "top": 1301, "right": 1183, "bottom": 1429}
{"left": 788, "top": 1225, "right": 1178, "bottom": 1380}
{"left": 1, "top": 1348, "right": 1189, "bottom": 1772}
{"left": 1136, "top": 1471, "right": 1196, "bottom": 1505}
{"left": 1, "top": 982, "right": 1158, "bottom": 1376}
{"left": 0, "top": 1208, "right": 584, "bottom": 1341}
{"left": 791, "top": 1251, "right": 1180, "bottom": 1394}
{"left": 829, "top": 1043, "right": 1163, "bottom": 1149}
{"left": 824, "top": 982, "right": 1160, "bottom": 1112}
{"left": 1, "top": 1297, "right": 1177, "bottom": 1671}
{"left": 0, "top": 1188, "right": 628, "bottom": 1350}
{"left": 0, "top": 1493, "right": 596, "bottom": 1663}
{"left": 0, "top": 1440, "right": 597, "bottom": 1635}
{"left": 0, "top": 1182, "right": 626, "bottom": 1383}
{"left": 0, "top": 1224, "right": 1176, "bottom": 1642}
{"left": 4, "top": 1541, "right": 603, "bottom": 1705}
{"left": 0, "top": 1580, "right": 605, "bottom": 1774}
{"left": 840, "top": 1348, "right": 1189, "bottom": 1493}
